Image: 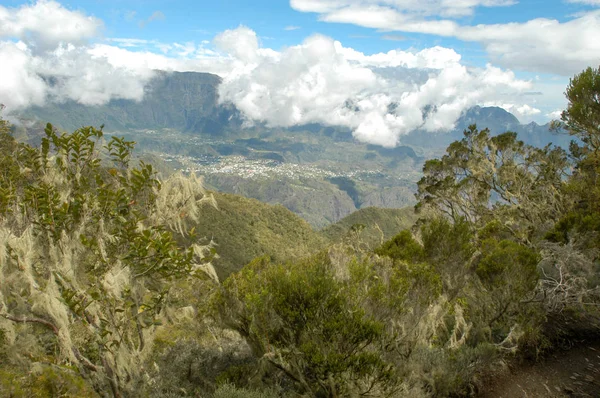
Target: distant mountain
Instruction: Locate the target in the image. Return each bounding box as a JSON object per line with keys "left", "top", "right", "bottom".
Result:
{"left": 18, "top": 71, "right": 573, "bottom": 231}
{"left": 456, "top": 106, "right": 521, "bottom": 132}
{"left": 23, "top": 71, "right": 241, "bottom": 134}
{"left": 402, "top": 106, "right": 572, "bottom": 149}
{"left": 21, "top": 71, "right": 568, "bottom": 150}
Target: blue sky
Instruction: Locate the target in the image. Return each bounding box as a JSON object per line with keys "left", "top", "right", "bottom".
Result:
{"left": 1, "top": 0, "right": 599, "bottom": 146}
{"left": 7, "top": 0, "right": 591, "bottom": 66}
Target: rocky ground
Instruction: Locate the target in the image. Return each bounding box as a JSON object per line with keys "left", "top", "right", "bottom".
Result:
{"left": 481, "top": 340, "right": 600, "bottom": 397}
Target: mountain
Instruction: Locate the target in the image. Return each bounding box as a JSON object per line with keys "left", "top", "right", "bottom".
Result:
{"left": 23, "top": 71, "right": 241, "bottom": 134}
{"left": 456, "top": 105, "right": 521, "bottom": 132}
{"left": 402, "top": 106, "right": 571, "bottom": 149}
{"left": 21, "top": 71, "right": 565, "bottom": 150}
{"left": 18, "top": 71, "right": 572, "bottom": 230}
{"left": 193, "top": 192, "right": 328, "bottom": 278}
{"left": 322, "top": 206, "right": 417, "bottom": 248}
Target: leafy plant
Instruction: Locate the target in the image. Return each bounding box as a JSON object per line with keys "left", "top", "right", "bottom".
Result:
{"left": 0, "top": 122, "right": 216, "bottom": 396}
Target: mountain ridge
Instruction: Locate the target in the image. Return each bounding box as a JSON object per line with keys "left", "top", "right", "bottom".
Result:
{"left": 18, "top": 70, "right": 567, "bottom": 149}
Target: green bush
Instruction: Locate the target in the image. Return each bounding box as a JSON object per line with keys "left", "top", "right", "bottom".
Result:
{"left": 375, "top": 230, "right": 425, "bottom": 263}
{"left": 214, "top": 254, "right": 396, "bottom": 397}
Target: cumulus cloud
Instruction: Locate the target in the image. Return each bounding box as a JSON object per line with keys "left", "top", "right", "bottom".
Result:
{"left": 217, "top": 28, "right": 534, "bottom": 147}
{"left": 0, "top": 1, "right": 233, "bottom": 113}
{"left": 291, "top": 0, "right": 600, "bottom": 76}
{"left": 214, "top": 26, "right": 261, "bottom": 63}
{"left": 0, "top": 1, "right": 161, "bottom": 110}
{"left": 0, "top": 0, "right": 102, "bottom": 52}
{"left": 0, "top": 41, "right": 156, "bottom": 108}
{"left": 0, "top": 41, "right": 47, "bottom": 109}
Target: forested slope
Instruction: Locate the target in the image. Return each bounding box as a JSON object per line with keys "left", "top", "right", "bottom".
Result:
{"left": 192, "top": 192, "right": 328, "bottom": 278}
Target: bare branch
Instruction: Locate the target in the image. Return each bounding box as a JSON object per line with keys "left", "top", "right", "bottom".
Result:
{"left": 0, "top": 313, "right": 59, "bottom": 335}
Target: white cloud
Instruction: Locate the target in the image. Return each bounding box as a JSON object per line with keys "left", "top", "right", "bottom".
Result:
{"left": 0, "top": 41, "right": 47, "bottom": 109}
{"left": 546, "top": 110, "right": 563, "bottom": 120}
{"left": 0, "top": 41, "right": 156, "bottom": 108}
{"left": 88, "top": 44, "right": 232, "bottom": 76}
{"left": 291, "top": 0, "right": 600, "bottom": 76}
{"left": 0, "top": 2, "right": 552, "bottom": 148}
{"left": 457, "top": 12, "right": 600, "bottom": 75}
{"left": 217, "top": 28, "right": 534, "bottom": 146}
{"left": 0, "top": 1, "right": 234, "bottom": 113}
{"left": 214, "top": 26, "right": 261, "bottom": 63}
{"left": 488, "top": 103, "right": 542, "bottom": 123}
{"left": 291, "top": 0, "right": 516, "bottom": 18}
{"left": 566, "top": 0, "right": 600, "bottom": 5}
{"left": 284, "top": 25, "right": 301, "bottom": 30}
{"left": 339, "top": 44, "right": 463, "bottom": 69}
{"left": 0, "top": 0, "right": 101, "bottom": 52}
{"left": 38, "top": 45, "right": 156, "bottom": 106}
{"left": 0, "top": 1, "right": 141, "bottom": 110}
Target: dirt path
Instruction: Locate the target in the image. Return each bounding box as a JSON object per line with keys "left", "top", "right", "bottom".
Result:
{"left": 481, "top": 340, "right": 600, "bottom": 398}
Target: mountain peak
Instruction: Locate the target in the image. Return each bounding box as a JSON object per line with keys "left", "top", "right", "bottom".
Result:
{"left": 459, "top": 106, "right": 521, "bottom": 129}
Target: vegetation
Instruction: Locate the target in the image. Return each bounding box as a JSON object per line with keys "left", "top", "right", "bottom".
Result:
{"left": 1, "top": 66, "right": 600, "bottom": 397}
{"left": 322, "top": 206, "right": 417, "bottom": 249}
{"left": 192, "top": 192, "right": 328, "bottom": 278}
{"left": 0, "top": 120, "right": 217, "bottom": 396}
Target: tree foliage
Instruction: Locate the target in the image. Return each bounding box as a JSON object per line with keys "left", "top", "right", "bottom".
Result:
{"left": 416, "top": 125, "right": 570, "bottom": 243}
{"left": 559, "top": 65, "right": 600, "bottom": 151}
{"left": 214, "top": 254, "right": 396, "bottom": 397}
{"left": 0, "top": 121, "right": 216, "bottom": 396}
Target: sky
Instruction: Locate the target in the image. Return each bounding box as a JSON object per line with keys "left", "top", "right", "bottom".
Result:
{"left": 1, "top": 0, "right": 599, "bottom": 146}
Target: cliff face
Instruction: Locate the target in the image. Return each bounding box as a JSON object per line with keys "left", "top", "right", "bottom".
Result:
{"left": 24, "top": 71, "right": 241, "bottom": 134}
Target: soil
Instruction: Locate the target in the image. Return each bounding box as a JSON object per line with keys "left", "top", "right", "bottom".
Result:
{"left": 480, "top": 339, "right": 600, "bottom": 398}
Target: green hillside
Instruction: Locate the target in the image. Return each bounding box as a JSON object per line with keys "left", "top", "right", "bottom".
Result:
{"left": 204, "top": 175, "right": 359, "bottom": 229}
{"left": 322, "top": 206, "right": 418, "bottom": 247}
{"left": 194, "top": 192, "right": 328, "bottom": 278}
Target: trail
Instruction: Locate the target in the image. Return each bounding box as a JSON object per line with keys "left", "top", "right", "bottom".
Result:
{"left": 481, "top": 340, "right": 600, "bottom": 398}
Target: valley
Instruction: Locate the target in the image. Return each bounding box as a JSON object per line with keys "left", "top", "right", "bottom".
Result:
{"left": 100, "top": 126, "right": 422, "bottom": 227}
{"left": 17, "top": 71, "right": 568, "bottom": 228}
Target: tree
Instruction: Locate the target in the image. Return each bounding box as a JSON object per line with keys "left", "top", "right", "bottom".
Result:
{"left": 416, "top": 125, "right": 570, "bottom": 244}
{"left": 558, "top": 65, "right": 600, "bottom": 152}
{"left": 548, "top": 66, "right": 600, "bottom": 246}
{"left": 543, "top": 66, "right": 600, "bottom": 319}
{"left": 0, "top": 122, "right": 216, "bottom": 397}
{"left": 214, "top": 254, "right": 396, "bottom": 397}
